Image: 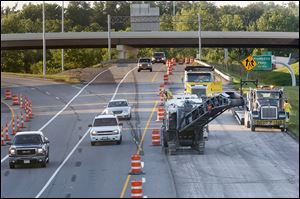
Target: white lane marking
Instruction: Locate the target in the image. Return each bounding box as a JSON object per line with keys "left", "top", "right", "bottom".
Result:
{"left": 110, "top": 67, "right": 137, "bottom": 101}
{"left": 35, "top": 66, "right": 136, "bottom": 198}
{"left": 31, "top": 87, "right": 36, "bottom": 90}
{"left": 35, "top": 128, "right": 90, "bottom": 198}
{"left": 46, "top": 91, "right": 50, "bottom": 95}
{"left": 1, "top": 68, "right": 111, "bottom": 164}
{"left": 72, "top": 85, "right": 82, "bottom": 90}
{"left": 55, "top": 97, "right": 60, "bottom": 100}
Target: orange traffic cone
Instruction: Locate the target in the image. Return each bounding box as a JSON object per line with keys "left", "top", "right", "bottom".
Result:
{"left": 5, "top": 89, "right": 12, "bottom": 100}
{"left": 20, "top": 94, "right": 23, "bottom": 108}
{"left": 5, "top": 123, "right": 11, "bottom": 141}
{"left": 20, "top": 111, "right": 25, "bottom": 128}
{"left": 156, "top": 107, "right": 165, "bottom": 122}
{"left": 25, "top": 109, "right": 30, "bottom": 122}
{"left": 1, "top": 127, "right": 5, "bottom": 146}
{"left": 16, "top": 115, "right": 20, "bottom": 131}
{"left": 11, "top": 118, "right": 16, "bottom": 135}
{"left": 12, "top": 94, "right": 19, "bottom": 105}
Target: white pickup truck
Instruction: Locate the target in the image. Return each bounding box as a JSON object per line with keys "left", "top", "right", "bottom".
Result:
{"left": 88, "top": 114, "right": 123, "bottom": 145}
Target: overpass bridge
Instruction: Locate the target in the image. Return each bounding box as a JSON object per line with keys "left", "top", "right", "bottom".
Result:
{"left": 1, "top": 31, "right": 299, "bottom": 50}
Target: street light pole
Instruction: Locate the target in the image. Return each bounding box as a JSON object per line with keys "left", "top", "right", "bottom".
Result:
{"left": 108, "top": 14, "right": 111, "bottom": 61}
{"left": 61, "top": 1, "right": 64, "bottom": 72}
{"left": 43, "top": 1, "right": 46, "bottom": 77}
{"left": 198, "top": 13, "right": 201, "bottom": 60}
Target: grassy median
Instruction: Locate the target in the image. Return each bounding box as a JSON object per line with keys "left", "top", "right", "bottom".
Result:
{"left": 214, "top": 62, "right": 299, "bottom": 138}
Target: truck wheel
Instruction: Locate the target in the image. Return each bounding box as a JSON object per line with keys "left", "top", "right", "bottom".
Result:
{"left": 281, "top": 128, "right": 286, "bottom": 132}
{"left": 9, "top": 163, "right": 15, "bottom": 169}
{"left": 150, "top": 69, "right": 152, "bottom": 72}
{"left": 138, "top": 69, "right": 141, "bottom": 72}
{"left": 247, "top": 121, "right": 250, "bottom": 128}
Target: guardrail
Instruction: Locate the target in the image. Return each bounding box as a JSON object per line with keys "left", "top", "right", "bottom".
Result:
{"left": 194, "top": 59, "right": 232, "bottom": 81}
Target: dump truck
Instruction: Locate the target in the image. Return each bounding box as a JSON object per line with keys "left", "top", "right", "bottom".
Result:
{"left": 161, "top": 92, "right": 244, "bottom": 155}
{"left": 184, "top": 64, "right": 222, "bottom": 97}
{"left": 243, "top": 85, "right": 287, "bottom": 132}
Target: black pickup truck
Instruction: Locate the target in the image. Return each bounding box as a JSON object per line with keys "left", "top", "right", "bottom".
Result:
{"left": 152, "top": 52, "right": 166, "bottom": 64}
{"left": 7, "top": 131, "right": 50, "bottom": 168}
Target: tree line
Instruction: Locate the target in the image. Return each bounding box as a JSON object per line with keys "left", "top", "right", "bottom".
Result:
{"left": 1, "top": 1, "right": 299, "bottom": 73}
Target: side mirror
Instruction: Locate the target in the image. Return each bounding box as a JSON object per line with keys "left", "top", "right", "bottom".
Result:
{"left": 88, "top": 124, "right": 92, "bottom": 127}
{"left": 44, "top": 137, "right": 49, "bottom": 143}
{"left": 6, "top": 141, "right": 12, "bottom": 145}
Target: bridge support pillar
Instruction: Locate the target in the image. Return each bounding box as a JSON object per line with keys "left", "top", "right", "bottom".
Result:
{"left": 116, "top": 45, "right": 138, "bottom": 59}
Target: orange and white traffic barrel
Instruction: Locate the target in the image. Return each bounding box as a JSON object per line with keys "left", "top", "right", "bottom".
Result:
{"left": 12, "top": 94, "right": 19, "bottom": 105}
{"left": 1, "top": 127, "right": 6, "bottom": 146}
{"left": 131, "top": 179, "right": 143, "bottom": 198}
{"left": 163, "top": 74, "right": 168, "bottom": 85}
{"left": 130, "top": 154, "right": 143, "bottom": 175}
{"left": 156, "top": 107, "right": 164, "bottom": 122}
{"left": 152, "top": 129, "right": 161, "bottom": 146}
{"left": 5, "top": 89, "right": 12, "bottom": 100}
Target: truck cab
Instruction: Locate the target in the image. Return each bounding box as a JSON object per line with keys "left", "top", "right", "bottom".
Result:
{"left": 245, "top": 85, "right": 286, "bottom": 131}
{"left": 184, "top": 65, "right": 222, "bottom": 97}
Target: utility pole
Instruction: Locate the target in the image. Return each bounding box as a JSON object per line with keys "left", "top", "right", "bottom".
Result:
{"left": 43, "top": 1, "right": 46, "bottom": 78}
{"left": 61, "top": 1, "right": 64, "bottom": 72}
{"left": 173, "top": 1, "right": 176, "bottom": 16}
{"left": 198, "top": 13, "right": 201, "bottom": 60}
{"left": 107, "top": 14, "right": 111, "bottom": 61}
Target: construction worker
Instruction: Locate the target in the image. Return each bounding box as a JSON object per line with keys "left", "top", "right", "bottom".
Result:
{"left": 284, "top": 99, "right": 292, "bottom": 122}
{"left": 163, "top": 90, "right": 173, "bottom": 100}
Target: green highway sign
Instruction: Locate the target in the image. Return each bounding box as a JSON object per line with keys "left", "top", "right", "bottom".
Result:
{"left": 262, "top": 51, "right": 272, "bottom": 56}
{"left": 253, "top": 55, "right": 272, "bottom": 71}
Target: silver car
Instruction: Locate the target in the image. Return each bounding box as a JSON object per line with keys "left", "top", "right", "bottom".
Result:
{"left": 137, "top": 58, "right": 152, "bottom": 72}
{"left": 103, "top": 99, "right": 132, "bottom": 120}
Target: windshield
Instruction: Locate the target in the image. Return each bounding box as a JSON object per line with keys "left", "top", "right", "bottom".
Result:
{"left": 139, "top": 59, "right": 151, "bottom": 63}
{"left": 154, "top": 53, "right": 165, "bottom": 57}
{"left": 108, "top": 101, "right": 128, "bottom": 107}
{"left": 13, "top": 134, "right": 42, "bottom": 145}
{"left": 256, "top": 91, "right": 280, "bottom": 99}
{"left": 93, "top": 118, "right": 118, "bottom": 126}
{"left": 187, "top": 73, "right": 212, "bottom": 82}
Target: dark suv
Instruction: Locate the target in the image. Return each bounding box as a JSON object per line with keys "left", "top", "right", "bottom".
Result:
{"left": 152, "top": 52, "right": 166, "bottom": 64}
{"left": 137, "top": 58, "right": 152, "bottom": 72}
{"left": 7, "top": 131, "right": 50, "bottom": 168}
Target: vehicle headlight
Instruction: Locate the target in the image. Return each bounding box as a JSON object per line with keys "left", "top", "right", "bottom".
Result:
{"left": 9, "top": 148, "right": 16, "bottom": 155}
{"left": 37, "top": 148, "right": 44, "bottom": 154}
{"left": 151, "top": 57, "right": 155, "bottom": 61}
{"left": 148, "top": 64, "right": 151, "bottom": 66}
{"left": 138, "top": 64, "right": 142, "bottom": 66}
{"left": 113, "top": 130, "right": 119, "bottom": 134}
{"left": 91, "top": 130, "right": 97, "bottom": 135}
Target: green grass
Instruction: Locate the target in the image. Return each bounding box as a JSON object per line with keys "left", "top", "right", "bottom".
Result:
{"left": 283, "top": 86, "right": 299, "bottom": 138}
{"left": 1, "top": 72, "right": 81, "bottom": 84}
{"left": 214, "top": 62, "right": 299, "bottom": 138}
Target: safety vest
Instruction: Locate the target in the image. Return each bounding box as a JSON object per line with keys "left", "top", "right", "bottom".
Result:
{"left": 284, "top": 102, "right": 291, "bottom": 113}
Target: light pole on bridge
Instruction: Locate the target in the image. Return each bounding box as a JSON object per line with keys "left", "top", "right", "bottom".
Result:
{"left": 61, "top": 1, "right": 64, "bottom": 72}
{"left": 43, "top": 1, "right": 46, "bottom": 78}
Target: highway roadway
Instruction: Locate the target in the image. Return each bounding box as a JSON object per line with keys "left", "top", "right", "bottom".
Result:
{"left": 1, "top": 62, "right": 299, "bottom": 198}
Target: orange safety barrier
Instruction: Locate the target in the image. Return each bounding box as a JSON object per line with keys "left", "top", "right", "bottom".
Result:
{"left": 151, "top": 129, "right": 161, "bottom": 146}
{"left": 5, "top": 89, "right": 12, "bottom": 100}
{"left": 129, "top": 154, "right": 143, "bottom": 175}
{"left": 12, "top": 94, "right": 19, "bottom": 105}
{"left": 163, "top": 74, "right": 168, "bottom": 85}
{"left": 131, "top": 179, "right": 143, "bottom": 198}
{"left": 156, "top": 107, "right": 165, "bottom": 121}
{"left": 5, "top": 123, "right": 11, "bottom": 141}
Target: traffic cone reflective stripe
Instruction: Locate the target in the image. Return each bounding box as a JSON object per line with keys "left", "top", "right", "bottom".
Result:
{"left": 16, "top": 115, "right": 20, "bottom": 131}
{"left": 12, "top": 94, "right": 19, "bottom": 105}
{"left": 152, "top": 129, "right": 161, "bottom": 146}
{"left": 163, "top": 74, "right": 168, "bottom": 85}
{"left": 5, "top": 89, "right": 12, "bottom": 100}
{"left": 11, "top": 118, "right": 16, "bottom": 135}
{"left": 131, "top": 180, "right": 143, "bottom": 198}
{"left": 25, "top": 109, "right": 30, "bottom": 122}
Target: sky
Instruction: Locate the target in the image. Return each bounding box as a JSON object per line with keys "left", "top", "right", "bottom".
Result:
{"left": 1, "top": 1, "right": 299, "bottom": 10}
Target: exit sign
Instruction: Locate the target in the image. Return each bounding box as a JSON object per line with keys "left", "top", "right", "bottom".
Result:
{"left": 253, "top": 55, "right": 272, "bottom": 71}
